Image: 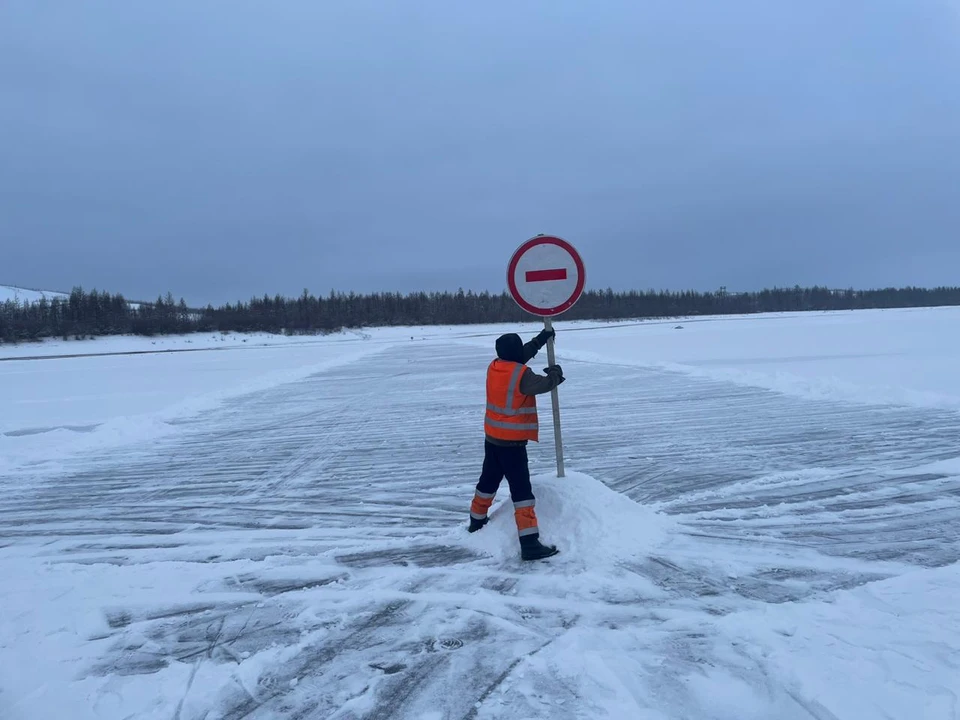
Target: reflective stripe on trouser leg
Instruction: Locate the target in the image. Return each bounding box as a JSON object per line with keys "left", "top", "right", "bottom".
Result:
{"left": 471, "top": 493, "right": 495, "bottom": 520}
{"left": 514, "top": 505, "right": 538, "bottom": 537}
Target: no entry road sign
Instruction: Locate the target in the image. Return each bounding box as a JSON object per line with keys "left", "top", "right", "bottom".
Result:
{"left": 507, "top": 235, "right": 585, "bottom": 317}
{"left": 505, "top": 234, "right": 585, "bottom": 478}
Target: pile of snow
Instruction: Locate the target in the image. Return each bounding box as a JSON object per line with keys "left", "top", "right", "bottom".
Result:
{"left": 464, "top": 471, "right": 674, "bottom": 569}
{"left": 455, "top": 471, "right": 960, "bottom": 718}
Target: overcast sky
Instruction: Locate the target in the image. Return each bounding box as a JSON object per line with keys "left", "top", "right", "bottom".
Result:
{"left": 2, "top": 1, "right": 959, "bottom": 305}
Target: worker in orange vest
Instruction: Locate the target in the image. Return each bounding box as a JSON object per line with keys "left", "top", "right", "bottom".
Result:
{"left": 468, "top": 327, "right": 565, "bottom": 561}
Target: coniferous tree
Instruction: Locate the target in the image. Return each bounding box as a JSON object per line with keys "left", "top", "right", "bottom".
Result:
{"left": 4, "top": 283, "right": 960, "bottom": 344}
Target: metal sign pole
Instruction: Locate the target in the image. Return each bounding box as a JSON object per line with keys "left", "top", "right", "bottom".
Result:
{"left": 543, "top": 317, "right": 565, "bottom": 478}
{"left": 506, "top": 233, "right": 583, "bottom": 479}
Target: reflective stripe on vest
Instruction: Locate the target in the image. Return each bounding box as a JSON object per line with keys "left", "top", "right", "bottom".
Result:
{"left": 485, "top": 418, "right": 539, "bottom": 431}
{"left": 486, "top": 403, "right": 537, "bottom": 416}
{"left": 484, "top": 359, "right": 539, "bottom": 442}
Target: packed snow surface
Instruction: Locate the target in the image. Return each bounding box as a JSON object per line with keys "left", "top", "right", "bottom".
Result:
{"left": 2, "top": 307, "right": 960, "bottom": 719}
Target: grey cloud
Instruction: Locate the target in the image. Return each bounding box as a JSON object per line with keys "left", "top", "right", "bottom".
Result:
{"left": 2, "top": 0, "right": 959, "bottom": 305}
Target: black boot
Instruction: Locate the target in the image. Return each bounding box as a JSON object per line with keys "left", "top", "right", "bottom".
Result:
{"left": 468, "top": 516, "right": 488, "bottom": 533}
{"left": 520, "top": 535, "right": 559, "bottom": 561}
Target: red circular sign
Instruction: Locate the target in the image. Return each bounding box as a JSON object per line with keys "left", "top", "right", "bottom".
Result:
{"left": 507, "top": 235, "right": 586, "bottom": 317}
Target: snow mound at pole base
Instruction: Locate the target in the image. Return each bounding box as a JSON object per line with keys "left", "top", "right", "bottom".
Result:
{"left": 464, "top": 471, "right": 673, "bottom": 567}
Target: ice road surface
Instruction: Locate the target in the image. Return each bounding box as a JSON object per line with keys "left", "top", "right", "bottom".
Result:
{"left": 2, "top": 308, "right": 960, "bottom": 719}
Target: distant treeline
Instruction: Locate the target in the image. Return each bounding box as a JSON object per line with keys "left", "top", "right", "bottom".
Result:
{"left": 2, "top": 285, "right": 960, "bottom": 344}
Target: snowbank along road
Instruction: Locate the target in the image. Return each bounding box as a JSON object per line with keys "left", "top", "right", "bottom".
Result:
{"left": 2, "top": 311, "right": 959, "bottom": 719}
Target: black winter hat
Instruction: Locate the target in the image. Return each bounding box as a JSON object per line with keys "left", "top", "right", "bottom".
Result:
{"left": 495, "top": 333, "right": 524, "bottom": 363}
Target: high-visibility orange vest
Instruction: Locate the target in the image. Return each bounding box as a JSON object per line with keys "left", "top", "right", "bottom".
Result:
{"left": 484, "top": 359, "right": 539, "bottom": 442}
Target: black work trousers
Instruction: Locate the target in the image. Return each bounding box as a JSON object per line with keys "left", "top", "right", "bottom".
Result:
{"left": 476, "top": 440, "right": 535, "bottom": 503}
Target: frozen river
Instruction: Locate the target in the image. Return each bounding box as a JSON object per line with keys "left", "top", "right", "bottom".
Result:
{"left": 3, "top": 310, "right": 959, "bottom": 719}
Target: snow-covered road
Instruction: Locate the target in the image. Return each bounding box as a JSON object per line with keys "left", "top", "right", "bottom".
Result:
{"left": 3, "top": 317, "right": 960, "bottom": 719}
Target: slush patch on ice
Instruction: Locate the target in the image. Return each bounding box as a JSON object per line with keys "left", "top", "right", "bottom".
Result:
{"left": 464, "top": 471, "right": 673, "bottom": 567}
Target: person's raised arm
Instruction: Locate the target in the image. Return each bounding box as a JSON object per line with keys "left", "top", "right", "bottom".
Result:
{"left": 520, "top": 327, "right": 555, "bottom": 364}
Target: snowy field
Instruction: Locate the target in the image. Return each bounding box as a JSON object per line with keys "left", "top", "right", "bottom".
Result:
{"left": 0, "top": 284, "right": 68, "bottom": 305}
{"left": 2, "top": 307, "right": 960, "bottom": 719}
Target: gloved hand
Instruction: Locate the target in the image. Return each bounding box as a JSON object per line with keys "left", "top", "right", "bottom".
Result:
{"left": 544, "top": 364, "right": 565, "bottom": 385}
{"left": 536, "top": 328, "right": 555, "bottom": 345}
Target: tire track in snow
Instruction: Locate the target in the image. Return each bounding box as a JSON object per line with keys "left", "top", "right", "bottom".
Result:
{"left": 3, "top": 342, "right": 960, "bottom": 718}
{"left": 560, "top": 356, "right": 960, "bottom": 568}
